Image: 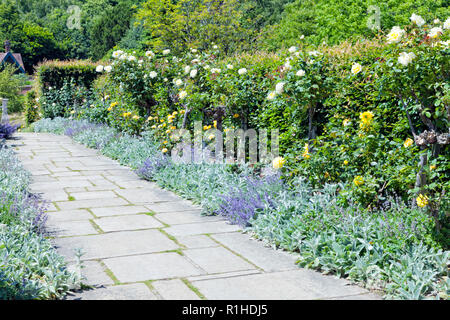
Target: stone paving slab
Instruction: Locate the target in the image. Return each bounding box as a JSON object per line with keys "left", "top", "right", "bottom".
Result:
{"left": 47, "top": 220, "right": 98, "bottom": 237}
{"left": 90, "top": 205, "right": 151, "bottom": 217}
{"left": 67, "top": 283, "right": 158, "bottom": 300}
{"left": 67, "top": 260, "right": 115, "bottom": 286}
{"left": 152, "top": 279, "right": 201, "bottom": 300}
{"left": 54, "top": 230, "right": 179, "bottom": 261}
{"left": 94, "top": 214, "right": 164, "bottom": 232}
{"left": 103, "top": 252, "right": 206, "bottom": 282}
{"left": 177, "top": 235, "right": 221, "bottom": 249}
{"left": 165, "top": 221, "right": 241, "bottom": 237}
{"left": 146, "top": 201, "right": 202, "bottom": 213}
{"left": 183, "top": 247, "right": 257, "bottom": 274}
{"left": 155, "top": 211, "right": 221, "bottom": 225}
{"left": 191, "top": 270, "right": 371, "bottom": 300}
{"left": 10, "top": 133, "right": 381, "bottom": 300}
{"left": 70, "top": 190, "right": 118, "bottom": 200}
{"left": 47, "top": 209, "right": 94, "bottom": 223}
{"left": 56, "top": 197, "right": 129, "bottom": 210}
{"left": 115, "top": 188, "right": 181, "bottom": 203}
{"left": 211, "top": 232, "right": 300, "bottom": 272}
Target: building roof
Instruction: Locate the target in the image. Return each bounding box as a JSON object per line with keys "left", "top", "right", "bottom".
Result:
{"left": 0, "top": 45, "right": 26, "bottom": 73}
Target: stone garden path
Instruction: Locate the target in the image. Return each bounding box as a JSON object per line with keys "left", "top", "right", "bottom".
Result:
{"left": 9, "top": 133, "right": 380, "bottom": 300}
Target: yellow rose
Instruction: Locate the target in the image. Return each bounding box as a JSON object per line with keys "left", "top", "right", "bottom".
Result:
{"left": 416, "top": 194, "right": 429, "bottom": 208}
{"left": 359, "top": 111, "right": 374, "bottom": 124}
{"left": 353, "top": 176, "right": 364, "bottom": 186}
{"left": 344, "top": 160, "right": 349, "bottom": 165}
{"left": 302, "top": 143, "right": 311, "bottom": 159}
{"left": 430, "top": 165, "right": 436, "bottom": 170}
{"left": 403, "top": 138, "right": 414, "bottom": 148}
{"left": 272, "top": 157, "right": 286, "bottom": 169}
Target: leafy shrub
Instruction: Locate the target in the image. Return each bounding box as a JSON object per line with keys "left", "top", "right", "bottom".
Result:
{"left": 36, "top": 60, "right": 99, "bottom": 119}
{"left": 0, "top": 64, "right": 24, "bottom": 113}
{"left": 265, "top": 0, "right": 450, "bottom": 49}
{"left": 24, "top": 90, "right": 40, "bottom": 126}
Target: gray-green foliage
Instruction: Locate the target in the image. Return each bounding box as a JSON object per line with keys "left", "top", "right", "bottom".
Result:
{"left": 33, "top": 117, "right": 450, "bottom": 299}
{"left": 250, "top": 180, "right": 449, "bottom": 299}
{"left": 0, "top": 146, "right": 80, "bottom": 299}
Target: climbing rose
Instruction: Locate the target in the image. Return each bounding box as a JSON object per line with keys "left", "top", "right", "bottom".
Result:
{"left": 428, "top": 27, "right": 443, "bottom": 38}
{"left": 296, "top": 69, "right": 306, "bottom": 77}
{"left": 404, "top": 138, "right": 414, "bottom": 148}
{"left": 398, "top": 52, "right": 416, "bottom": 66}
{"left": 387, "top": 26, "right": 405, "bottom": 43}
{"left": 410, "top": 14, "right": 425, "bottom": 27}
{"left": 351, "top": 63, "right": 362, "bottom": 74}
{"left": 275, "top": 82, "right": 285, "bottom": 94}
{"left": 272, "top": 157, "right": 286, "bottom": 169}
{"left": 179, "top": 91, "right": 187, "bottom": 100}
{"left": 444, "top": 17, "right": 450, "bottom": 29}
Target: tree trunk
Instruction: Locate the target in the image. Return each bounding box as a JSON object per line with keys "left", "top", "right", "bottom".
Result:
{"left": 411, "top": 152, "right": 427, "bottom": 208}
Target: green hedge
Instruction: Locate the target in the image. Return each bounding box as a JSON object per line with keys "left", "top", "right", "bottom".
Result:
{"left": 36, "top": 60, "right": 100, "bottom": 119}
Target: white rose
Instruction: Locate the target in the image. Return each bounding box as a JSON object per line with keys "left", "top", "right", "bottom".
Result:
{"left": 351, "top": 63, "right": 362, "bottom": 75}
{"left": 213, "top": 45, "right": 218, "bottom": 49}
{"left": 428, "top": 27, "right": 443, "bottom": 38}
{"left": 410, "top": 14, "right": 425, "bottom": 27}
{"left": 444, "top": 17, "right": 450, "bottom": 29}
{"left": 227, "top": 64, "right": 234, "bottom": 69}
{"left": 433, "top": 19, "right": 440, "bottom": 24}
{"left": 308, "top": 51, "right": 320, "bottom": 57}
{"left": 275, "top": 82, "right": 285, "bottom": 94}
{"left": 184, "top": 65, "right": 191, "bottom": 74}
{"left": 284, "top": 61, "right": 292, "bottom": 70}
{"left": 190, "top": 69, "right": 198, "bottom": 78}
{"left": 288, "top": 46, "right": 297, "bottom": 53}
{"left": 179, "top": 91, "right": 188, "bottom": 100}
{"left": 174, "top": 79, "right": 183, "bottom": 87}
{"left": 211, "top": 68, "right": 221, "bottom": 74}
{"left": 300, "top": 35, "right": 305, "bottom": 40}
{"left": 163, "top": 49, "right": 171, "bottom": 55}
{"left": 104, "top": 65, "right": 112, "bottom": 73}
{"left": 387, "top": 26, "right": 405, "bottom": 43}
{"left": 145, "top": 50, "right": 155, "bottom": 58}
{"left": 238, "top": 68, "right": 247, "bottom": 75}
{"left": 191, "top": 59, "right": 200, "bottom": 64}
{"left": 398, "top": 52, "right": 416, "bottom": 66}
{"left": 191, "top": 48, "right": 197, "bottom": 53}
{"left": 128, "top": 55, "right": 136, "bottom": 62}
{"left": 96, "top": 65, "right": 104, "bottom": 73}
{"left": 296, "top": 69, "right": 305, "bottom": 77}
{"left": 267, "top": 91, "right": 277, "bottom": 100}
{"left": 149, "top": 71, "right": 157, "bottom": 79}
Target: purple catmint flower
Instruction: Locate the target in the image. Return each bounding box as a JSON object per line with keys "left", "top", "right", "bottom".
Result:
{"left": 215, "top": 173, "right": 282, "bottom": 227}
{"left": 137, "top": 154, "right": 171, "bottom": 180}
{"left": 0, "top": 123, "right": 19, "bottom": 139}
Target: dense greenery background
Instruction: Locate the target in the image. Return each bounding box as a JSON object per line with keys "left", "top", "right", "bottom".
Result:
{"left": 1, "top": 0, "right": 449, "bottom": 72}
